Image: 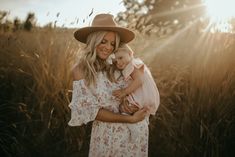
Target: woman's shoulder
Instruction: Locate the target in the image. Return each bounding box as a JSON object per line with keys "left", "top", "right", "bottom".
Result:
{"left": 72, "top": 63, "right": 84, "bottom": 81}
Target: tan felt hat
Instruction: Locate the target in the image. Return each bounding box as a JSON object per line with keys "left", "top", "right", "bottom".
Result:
{"left": 74, "top": 13, "right": 135, "bottom": 43}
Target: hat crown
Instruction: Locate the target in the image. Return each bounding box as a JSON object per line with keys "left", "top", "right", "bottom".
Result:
{"left": 91, "top": 14, "right": 117, "bottom": 27}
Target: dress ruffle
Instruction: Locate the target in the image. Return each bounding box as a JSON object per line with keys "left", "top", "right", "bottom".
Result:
{"left": 68, "top": 80, "right": 100, "bottom": 126}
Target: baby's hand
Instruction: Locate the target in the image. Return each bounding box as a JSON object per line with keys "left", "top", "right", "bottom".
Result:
{"left": 112, "top": 89, "right": 126, "bottom": 99}
{"left": 119, "top": 99, "right": 139, "bottom": 115}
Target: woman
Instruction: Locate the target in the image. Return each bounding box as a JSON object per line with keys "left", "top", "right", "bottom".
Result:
{"left": 68, "top": 14, "right": 150, "bottom": 157}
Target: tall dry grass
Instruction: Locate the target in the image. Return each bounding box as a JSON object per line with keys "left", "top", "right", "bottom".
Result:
{"left": 0, "top": 29, "right": 89, "bottom": 156}
{"left": 0, "top": 26, "right": 235, "bottom": 157}
{"left": 141, "top": 29, "right": 235, "bottom": 157}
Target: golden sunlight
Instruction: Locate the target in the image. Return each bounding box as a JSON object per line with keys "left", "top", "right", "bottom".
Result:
{"left": 204, "top": 0, "right": 235, "bottom": 32}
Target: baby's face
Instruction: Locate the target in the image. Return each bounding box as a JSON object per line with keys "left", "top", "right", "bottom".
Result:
{"left": 114, "top": 50, "right": 132, "bottom": 70}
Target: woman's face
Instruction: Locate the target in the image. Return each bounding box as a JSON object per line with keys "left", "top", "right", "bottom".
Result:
{"left": 96, "top": 32, "right": 116, "bottom": 60}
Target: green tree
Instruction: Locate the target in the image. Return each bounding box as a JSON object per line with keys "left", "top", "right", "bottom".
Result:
{"left": 116, "top": 0, "right": 207, "bottom": 36}
{"left": 116, "top": 0, "right": 156, "bottom": 35}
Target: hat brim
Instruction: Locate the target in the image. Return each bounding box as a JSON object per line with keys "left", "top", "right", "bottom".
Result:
{"left": 74, "top": 26, "right": 135, "bottom": 43}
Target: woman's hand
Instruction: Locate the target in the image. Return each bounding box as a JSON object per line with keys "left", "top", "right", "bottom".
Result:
{"left": 119, "top": 98, "right": 139, "bottom": 114}
{"left": 129, "top": 108, "right": 148, "bottom": 123}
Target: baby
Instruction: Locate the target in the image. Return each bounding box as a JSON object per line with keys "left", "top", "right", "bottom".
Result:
{"left": 112, "top": 44, "right": 160, "bottom": 142}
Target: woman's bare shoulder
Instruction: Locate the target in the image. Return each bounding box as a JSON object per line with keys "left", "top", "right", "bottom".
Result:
{"left": 72, "top": 63, "right": 84, "bottom": 81}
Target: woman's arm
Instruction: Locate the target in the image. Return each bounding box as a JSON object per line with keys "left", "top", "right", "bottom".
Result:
{"left": 72, "top": 65, "right": 146, "bottom": 124}
{"left": 95, "top": 108, "right": 147, "bottom": 123}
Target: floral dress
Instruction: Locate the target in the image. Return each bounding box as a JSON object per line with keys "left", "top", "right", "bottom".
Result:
{"left": 68, "top": 72, "right": 149, "bottom": 157}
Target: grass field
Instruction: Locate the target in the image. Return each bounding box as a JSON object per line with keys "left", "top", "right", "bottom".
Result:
{"left": 0, "top": 26, "right": 235, "bottom": 157}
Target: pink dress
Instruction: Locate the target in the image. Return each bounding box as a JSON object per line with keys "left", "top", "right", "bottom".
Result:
{"left": 68, "top": 72, "right": 149, "bottom": 157}
{"left": 122, "top": 58, "right": 160, "bottom": 115}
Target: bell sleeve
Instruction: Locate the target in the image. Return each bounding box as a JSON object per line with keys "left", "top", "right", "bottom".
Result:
{"left": 68, "top": 80, "right": 100, "bottom": 126}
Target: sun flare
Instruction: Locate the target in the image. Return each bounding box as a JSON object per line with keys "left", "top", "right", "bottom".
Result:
{"left": 203, "top": 0, "right": 235, "bottom": 32}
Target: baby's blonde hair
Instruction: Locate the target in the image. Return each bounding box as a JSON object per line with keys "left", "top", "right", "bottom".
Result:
{"left": 78, "top": 31, "right": 120, "bottom": 86}
{"left": 115, "top": 43, "right": 134, "bottom": 56}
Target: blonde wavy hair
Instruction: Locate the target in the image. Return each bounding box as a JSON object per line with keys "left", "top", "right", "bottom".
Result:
{"left": 78, "top": 31, "right": 120, "bottom": 86}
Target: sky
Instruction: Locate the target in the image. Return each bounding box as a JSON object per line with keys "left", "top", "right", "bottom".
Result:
{"left": 0, "top": 0, "right": 126, "bottom": 28}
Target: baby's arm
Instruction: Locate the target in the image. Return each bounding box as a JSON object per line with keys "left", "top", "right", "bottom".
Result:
{"left": 113, "top": 67, "right": 143, "bottom": 99}
{"left": 124, "top": 67, "right": 143, "bottom": 95}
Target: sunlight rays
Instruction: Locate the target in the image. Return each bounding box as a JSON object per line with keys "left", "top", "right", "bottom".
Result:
{"left": 142, "top": 0, "right": 235, "bottom": 64}
{"left": 151, "top": 1, "right": 235, "bottom": 34}
{"left": 144, "top": 18, "right": 200, "bottom": 64}
{"left": 151, "top": 4, "right": 205, "bottom": 19}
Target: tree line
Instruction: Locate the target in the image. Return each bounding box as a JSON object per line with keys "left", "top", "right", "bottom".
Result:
{"left": 0, "top": 11, "right": 36, "bottom": 32}
{"left": 1, "top": 0, "right": 235, "bottom": 35}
